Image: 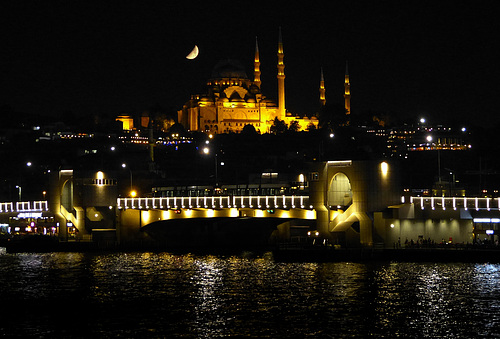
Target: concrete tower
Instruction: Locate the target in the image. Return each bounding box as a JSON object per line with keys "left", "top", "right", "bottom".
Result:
{"left": 277, "top": 27, "right": 286, "bottom": 118}
{"left": 319, "top": 67, "right": 326, "bottom": 107}
{"left": 344, "top": 60, "right": 351, "bottom": 116}
{"left": 254, "top": 37, "right": 261, "bottom": 89}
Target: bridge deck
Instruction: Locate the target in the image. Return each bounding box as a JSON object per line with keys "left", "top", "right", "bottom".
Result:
{"left": 2, "top": 197, "right": 500, "bottom": 214}
{"left": 117, "top": 195, "right": 312, "bottom": 210}
{"left": 0, "top": 201, "right": 48, "bottom": 213}
{"left": 407, "top": 196, "right": 500, "bottom": 211}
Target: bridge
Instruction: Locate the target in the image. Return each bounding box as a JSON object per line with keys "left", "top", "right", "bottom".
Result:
{"left": 2, "top": 160, "right": 499, "bottom": 249}
{"left": 2, "top": 195, "right": 499, "bottom": 236}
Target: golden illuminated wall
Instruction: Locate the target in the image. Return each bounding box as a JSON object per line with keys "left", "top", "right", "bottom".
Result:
{"left": 181, "top": 98, "right": 317, "bottom": 134}
{"left": 116, "top": 115, "right": 134, "bottom": 130}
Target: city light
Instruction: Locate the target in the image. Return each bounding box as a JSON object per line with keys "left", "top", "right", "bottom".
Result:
{"left": 380, "top": 161, "right": 389, "bottom": 177}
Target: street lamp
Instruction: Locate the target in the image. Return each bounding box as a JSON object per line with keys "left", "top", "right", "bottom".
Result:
{"left": 121, "top": 163, "right": 133, "bottom": 193}
{"left": 203, "top": 148, "right": 222, "bottom": 186}
{"left": 15, "top": 185, "right": 22, "bottom": 201}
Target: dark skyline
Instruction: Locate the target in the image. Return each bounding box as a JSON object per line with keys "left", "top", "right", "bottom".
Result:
{"left": 1, "top": 1, "right": 498, "bottom": 127}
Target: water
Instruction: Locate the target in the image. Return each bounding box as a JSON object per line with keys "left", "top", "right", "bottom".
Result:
{"left": 1, "top": 248, "right": 500, "bottom": 338}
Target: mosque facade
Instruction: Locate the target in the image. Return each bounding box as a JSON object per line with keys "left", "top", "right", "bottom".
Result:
{"left": 178, "top": 30, "right": 319, "bottom": 134}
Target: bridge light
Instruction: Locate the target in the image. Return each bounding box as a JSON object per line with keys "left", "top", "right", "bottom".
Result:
{"left": 267, "top": 209, "right": 275, "bottom": 214}
{"left": 130, "top": 190, "right": 137, "bottom": 198}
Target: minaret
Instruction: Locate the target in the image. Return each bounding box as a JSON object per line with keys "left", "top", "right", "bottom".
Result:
{"left": 254, "top": 37, "right": 261, "bottom": 89}
{"left": 277, "top": 27, "right": 286, "bottom": 118}
{"left": 319, "top": 67, "right": 326, "bottom": 107}
{"left": 344, "top": 60, "right": 351, "bottom": 116}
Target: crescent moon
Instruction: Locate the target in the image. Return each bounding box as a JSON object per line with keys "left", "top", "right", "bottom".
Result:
{"left": 186, "top": 45, "right": 199, "bottom": 59}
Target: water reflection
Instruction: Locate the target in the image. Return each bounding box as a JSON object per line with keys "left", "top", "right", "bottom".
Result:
{"left": 0, "top": 251, "right": 499, "bottom": 337}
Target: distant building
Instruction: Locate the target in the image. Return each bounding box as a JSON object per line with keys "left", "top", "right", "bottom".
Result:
{"left": 116, "top": 115, "right": 134, "bottom": 130}
{"left": 387, "top": 121, "right": 471, "bottom": 157}
{"left": 178, "top": 29, "right": 319, "bottom": 134}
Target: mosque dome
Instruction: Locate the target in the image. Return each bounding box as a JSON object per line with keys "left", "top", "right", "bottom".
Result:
{"left": 211, "top": 59, "right": 248, "bottom": 79}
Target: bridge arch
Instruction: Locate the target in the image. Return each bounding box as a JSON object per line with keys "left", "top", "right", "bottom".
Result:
{"left": 60, "top": 178, "right": 73, "bottom": 211}
{"left": 328, "top": 172, "right": 352, "bottom": 208}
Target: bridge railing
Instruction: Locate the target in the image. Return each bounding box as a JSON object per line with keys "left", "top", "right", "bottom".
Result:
{"left": 0, "top": 201, "right": 48, "bottom": 213}
{"left": 117, "top": 195, "right": 312, "bottom": 210}
{"left": 407, "top": 196, "right": 500, "bottom": 211}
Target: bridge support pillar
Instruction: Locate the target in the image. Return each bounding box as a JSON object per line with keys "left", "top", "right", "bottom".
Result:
{"left": 49, "top": 171, "right": 69, "bottom": 241}
{"left": 116, "top": 209, "right": 156, "bottom": 248}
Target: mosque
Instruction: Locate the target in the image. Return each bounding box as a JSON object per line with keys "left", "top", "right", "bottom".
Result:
{"left": 177, "top": 29, "right": 351, "bottom": 135}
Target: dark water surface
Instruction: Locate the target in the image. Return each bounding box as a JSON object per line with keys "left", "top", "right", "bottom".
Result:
{"left": 1, "top": 248, "right": 500, "bottom": 338}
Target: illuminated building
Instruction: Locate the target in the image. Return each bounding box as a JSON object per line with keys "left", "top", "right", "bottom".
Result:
{"left": 386, "top": 122, "right": 472, "bottom": 157}
{"left": 178, "top": 29, "right": 318, "bottom": 134}
{"left": 116, "top": 115, "right": 134, "bottom": 130}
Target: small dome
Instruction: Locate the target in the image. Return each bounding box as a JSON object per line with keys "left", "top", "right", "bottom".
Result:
{"left": 211, "top": 59, "right": 248, "bottom": 79}
{"left": 249, "top": 83, "right": 261, "bottom": 94}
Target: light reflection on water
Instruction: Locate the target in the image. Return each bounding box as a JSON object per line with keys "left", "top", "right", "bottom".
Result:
{"left": 1, "top": 251, "right": 500, "bottom": 338}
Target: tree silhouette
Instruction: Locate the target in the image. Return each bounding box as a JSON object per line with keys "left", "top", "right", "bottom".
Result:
{"left": 288, "top": 120, "right": 301, "bottom": 132}
{"left": 270, "top": 117, "right": 287, "bottom": 134}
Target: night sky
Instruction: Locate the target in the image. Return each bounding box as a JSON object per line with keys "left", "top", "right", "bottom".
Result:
{"left": 1, "top": 1, "right": 498, "bottom": 127}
